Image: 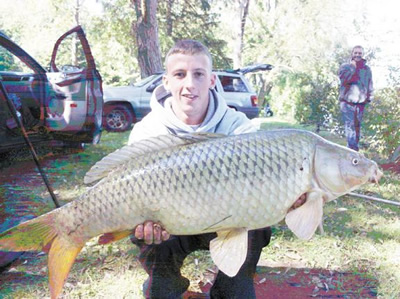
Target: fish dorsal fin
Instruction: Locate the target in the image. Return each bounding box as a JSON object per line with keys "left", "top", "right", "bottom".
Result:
{"left": 209, "top": 228, "right": 248, "bottom": 277}
{"left": 179, "top": 132, "right": 227, "bottom": 141}
{"left": 84, "top": 133, "right": 225, "bottom": 185}
{"left": 285, "top": 190, "right": 324, "bottom": 240}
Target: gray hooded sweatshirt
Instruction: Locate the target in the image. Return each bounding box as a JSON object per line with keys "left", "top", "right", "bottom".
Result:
{"left": 128, "top": 85, "right": 256, "bottom": 144}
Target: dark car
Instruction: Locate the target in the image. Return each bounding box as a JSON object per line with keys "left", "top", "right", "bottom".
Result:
{"left": 0, "top": 26, "right": 103, "bottom": 153}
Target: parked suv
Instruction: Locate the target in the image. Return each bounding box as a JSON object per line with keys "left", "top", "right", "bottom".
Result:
{"left": 103, "top": 64, "right": 272, "bottom": 132}
{"left": 0, "top": 26, "right": 103, "bottom": 153}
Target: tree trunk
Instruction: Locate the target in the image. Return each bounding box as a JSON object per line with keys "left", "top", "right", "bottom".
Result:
{"left": 166, "top": 0, "right": 174, "bottom": 36}
{"left": 71, "top": 0, "right": 82, "bottom": 66}
{"left": 254, "top": 73, "right": 272, "bottom": 107}
{"left": 391, "top": 145, "right": 400, "bottom": 162}
{"left": 233, "top": 0, "right": 250, "bottom": 68}
{"left": 131, "top": 0, "right": 163, "bottom": 78}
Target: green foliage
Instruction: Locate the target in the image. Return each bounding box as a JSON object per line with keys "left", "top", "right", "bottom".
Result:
{"left": 267, "top": 71, "right": 308, "bottom": 119}
{"left": 0, "top": 46, "right": 18, "bottom": 71}
{"left": 157, "top": 0, "right": 230, "bottom": 69}
{"left": 267, "top": 67, "right": 340, "bottom": 132}
{"left": 91, "top": 0, "right": 137, "bottom": 85}
{"left": 89, "top": 0, "right": 231, "bottom": 85}
{"left": 293, "top": 70, "right": 340, "bottom": 131}
{"left": 241, "top": 0, "right": 365, "bottom": 130}
{"left": 363, "top": 82, "right": 400, "bottom": 159}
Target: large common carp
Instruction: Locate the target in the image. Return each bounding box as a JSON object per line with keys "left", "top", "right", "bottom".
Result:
{"left": 0, "top": 129, "right": 382, "bottom": 298}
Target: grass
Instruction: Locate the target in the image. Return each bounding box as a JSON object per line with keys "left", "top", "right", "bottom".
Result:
{"left": 1, "top": 118, "right": 399, "bottom": 298}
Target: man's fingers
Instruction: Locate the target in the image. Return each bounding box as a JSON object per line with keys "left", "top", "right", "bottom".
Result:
{"left": 134, "top": 221, "right": 170, "bottom": 244}
{"left": 153, "top": 223, "right": 162, "bottom": 244}
{"left": 134, "top": 224, "right": 144, "bottom": 239}
{"left": 161, "top": 230, "right": 170, "bottom": 241}
{"left": 143, "top": 221, "right": 154, "bottom": 245}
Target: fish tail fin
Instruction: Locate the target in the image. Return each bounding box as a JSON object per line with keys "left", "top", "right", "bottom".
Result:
{"left": 0, "top": 213, "right": 85, "bottom": 299}
{"left": 48, "top": 237, "right": 83, "bottom": 299}
{"left": 0, "top": 213, "right": 57, "bottom": 252}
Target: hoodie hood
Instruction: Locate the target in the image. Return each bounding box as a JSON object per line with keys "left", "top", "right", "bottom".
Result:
{"left": 149, "top": 84, "right": 231, "bottom": 135}
{"left": 128, "top": 83, "right": 256, "bottom": 145}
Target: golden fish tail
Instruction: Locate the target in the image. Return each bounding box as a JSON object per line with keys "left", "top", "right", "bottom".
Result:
{"left": 0, "top": 214, "right": 57, "bottom": 252}
{"left": 0, "top": 214, "right": 84, "bottom": 299}
{"left": 48, "top": 236, "right": 83, "bottom": 299}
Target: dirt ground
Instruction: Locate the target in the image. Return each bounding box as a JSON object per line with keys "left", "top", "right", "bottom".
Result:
{"left": 196, "top": 266, "right": 378, "bottom": 298}
{"left": 380, "top": 161, "right": 400, "bottom": 174}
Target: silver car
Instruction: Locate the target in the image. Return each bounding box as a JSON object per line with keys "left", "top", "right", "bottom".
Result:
{"left": 102, "top": 64, "right": 272, "bottom": 132}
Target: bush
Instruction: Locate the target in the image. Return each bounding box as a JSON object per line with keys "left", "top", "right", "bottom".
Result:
{"left": 269, "top": 69, "right": 340, "bottom": 132}
{"left": 363, "top": 87, "right": 400, "bottom": 159}
{"left": 268, "top": 71, "right": 310, "bottom": 120}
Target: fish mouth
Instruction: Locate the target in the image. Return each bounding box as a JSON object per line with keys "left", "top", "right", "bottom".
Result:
{"left": 368, "top": 168, "right": 383, "bottom": 184}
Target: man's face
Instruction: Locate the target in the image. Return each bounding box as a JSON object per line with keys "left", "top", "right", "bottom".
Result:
{"left": 352, "top": 47, "right": 364, "bottom": 62}
{"left": 163, "top": 53, "right": 216, "bottom": 125}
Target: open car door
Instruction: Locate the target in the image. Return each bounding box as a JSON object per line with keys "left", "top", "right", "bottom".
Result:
{"left": 47, "top": 25, "right": 103, "bottom": 144}
{"left": 0, "top": 31, "right": 48, "bottom": 131}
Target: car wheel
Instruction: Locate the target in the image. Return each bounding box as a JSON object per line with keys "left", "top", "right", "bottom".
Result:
{"left": 104, "top": 105, "right": 134, "bottom": 132}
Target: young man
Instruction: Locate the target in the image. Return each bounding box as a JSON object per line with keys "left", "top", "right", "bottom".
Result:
{"left": 338, "top": 45, "right": 374, "bottom": 151}
{"left": 128, "top": 40, "right": 271, "bottom": 298}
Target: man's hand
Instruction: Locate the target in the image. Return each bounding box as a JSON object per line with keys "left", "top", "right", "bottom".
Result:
{"left": 134, "top": 221, "right": 170, "bottom": 245}
{"left": 350, "top": 59, "right": 356, "bottom": 67}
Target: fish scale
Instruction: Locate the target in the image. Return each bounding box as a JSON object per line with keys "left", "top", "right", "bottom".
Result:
{"left": 0, "top": 129, "right": 382, "bottom": 299}
{"left": 94, "top": 131, "right": 303, "bottom": 234}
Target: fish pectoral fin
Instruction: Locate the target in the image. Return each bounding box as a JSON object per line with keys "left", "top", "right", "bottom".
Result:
{"left": 209, "top": 228, "right": 248, "bottom": 277}
{"left": 98, "top": 230, "right": 133, "bottom": 245}
{"left": 48, "top": 237, "right": 83, "bottom": 299}
{"left": 285, "top": 190, "right": 324, "bottom": 240}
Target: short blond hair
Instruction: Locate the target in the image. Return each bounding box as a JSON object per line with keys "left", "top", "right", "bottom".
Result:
{"left": 165, "top": 40, "right": 213, "bottom": 71}
{"left": 352, "top": 45, "right": 364, "bottom": 52}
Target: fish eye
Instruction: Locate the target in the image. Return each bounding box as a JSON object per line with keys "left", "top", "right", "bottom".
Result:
{"left": 352, "top": 158, "right": 359, "bottom": 165}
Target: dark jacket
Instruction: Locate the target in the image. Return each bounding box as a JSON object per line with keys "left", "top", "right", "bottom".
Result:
{"left": 338, "top": 58, "right": 373, "bottom": 104}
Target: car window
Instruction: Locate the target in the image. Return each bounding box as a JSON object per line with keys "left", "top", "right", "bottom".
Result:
{"left": 135, "top": 74, "right": 159, "bottom": 87}
{"left": 50, "top": 26, "right": 97, "bottom": 73}
{"left": 52, "top": 34, "right": 87, "bottom": 71}
{"left": 0, "top": 45, "right": 33, "bottom": 73}
{"left": 146, "top": 76, "right": 162, "bottom": 92}
{"left": 218, "top": 75, "right": 248, "bottom": 92}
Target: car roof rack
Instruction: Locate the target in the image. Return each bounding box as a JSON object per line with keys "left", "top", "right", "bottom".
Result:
{"left": 214, "top": 63, "right": 273, "bottom": 75}
{"left": 149, "top": 63, "right": 274, "bottom": 76}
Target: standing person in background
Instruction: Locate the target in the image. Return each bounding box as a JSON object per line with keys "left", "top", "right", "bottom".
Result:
{"left": 338, "top": 45, "right": 373, "bottom": 151}
{"left": 128, "top": 39, "right": 272, "bottom": 298}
